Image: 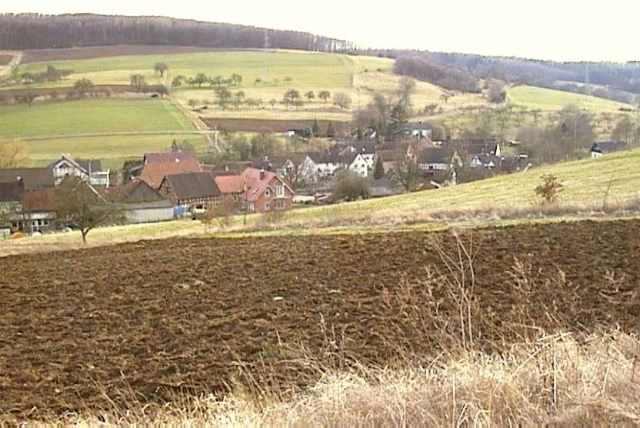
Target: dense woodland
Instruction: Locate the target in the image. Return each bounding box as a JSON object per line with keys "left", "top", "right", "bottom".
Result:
{"left": 373, "top": 49, "right": 640, "bottom": 104}
{"left": 0, "top": 13, "right": 353, "bottom": 52}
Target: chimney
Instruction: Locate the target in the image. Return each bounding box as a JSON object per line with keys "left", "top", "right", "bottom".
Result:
{"left": 260, "top": 169, "right": 265, "bottom": 180}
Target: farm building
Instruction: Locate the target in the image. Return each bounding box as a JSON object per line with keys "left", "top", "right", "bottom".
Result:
{"left": 158, "top": 172, "right": 222, "bottom": 212}
{"left": 105, "top": 180, "right": 174, "bottom": 224}
{"left": 591, "top": 141, "right": 626, "bottom": 158}
{"left": 0, "top": 168, "right": 54, "bottom": 190}
{"left": 19, "top": 188, "right": 58, "bottom": 234}
{"left": 139, "top": 152, "right": 203, "bottom": 189}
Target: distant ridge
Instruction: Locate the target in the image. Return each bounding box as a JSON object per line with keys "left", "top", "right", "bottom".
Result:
{"left": 0, "top": 13, "right": 355, "bottom": 52}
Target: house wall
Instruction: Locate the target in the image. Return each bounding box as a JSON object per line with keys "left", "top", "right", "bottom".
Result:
{"left": 252, "top": 177, "right": 294, "bottom": 213}
{"left": 125, "top": 207, "right": 174, "bottom": 224}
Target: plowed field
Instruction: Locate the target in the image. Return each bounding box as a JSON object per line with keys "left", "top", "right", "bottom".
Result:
{"left": 1, "top": 220, "right": 639, "bottom": 418}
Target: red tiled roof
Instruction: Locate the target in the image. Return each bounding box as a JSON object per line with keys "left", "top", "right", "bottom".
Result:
{"left": 241, "top": 167, "right": 293, "bottom": 202}
{"left": 22, "top": 188, "right": 56, "bottom": 212}
{"left": 139, "top": 158, "right": 203, "bottom": 189}
{"left": 144, "top": 152, "right": 199, "bottom": 164}
{"left": 214, "top": 175, "right": 245, "bottom": 194}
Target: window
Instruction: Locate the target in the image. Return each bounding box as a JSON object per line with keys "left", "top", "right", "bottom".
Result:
{"left": 275, "top": 183, "right": 284, "bottom": 197}
{"left": 265, "top": 203, "right": 271, "bottom": 211}
{"left": 265, "top": 188, "right": 272, "bottom": 197}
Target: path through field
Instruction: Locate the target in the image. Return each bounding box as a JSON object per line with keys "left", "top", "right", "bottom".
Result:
{"left": 0, "top": 51, "right": 22, "bottom": 77}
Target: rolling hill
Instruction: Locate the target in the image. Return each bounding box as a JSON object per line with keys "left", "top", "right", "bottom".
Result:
{"left": 0, "top": 98, "right": 206, "bottom": 168}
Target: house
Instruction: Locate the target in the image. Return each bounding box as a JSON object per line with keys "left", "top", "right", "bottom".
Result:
{"left": 252, "top": 155, "right": 302, "bottom": 183}
{"left": 139, "top": 152, "right": 203, "bottom": 189}
{"left": 242, "top": 168, "right": 295, "bottom": 213}
{"left": 343, "top": 143, "right": 376, "bottom": 177}
{"left": 591, "top": 141, "right": 626, "bottom": 158}
{"left": 158, "top": 172, "right": 222, "bottom": 212}
{"left": 49, "top": 155, "right": 110, "bottom": 187}
{"left": 377, "top": 149, "right": 405, "bottom": 173}
{"left": 417, "top": 148, "right": 462, "bottom": 173}
{"left": 213, "top": 174, "right": 246, "bottom": 204}
{"left": 105, "top": 180, "right": 174, "bottom": 224}
{"left": 394, "top": 122, "right": 433, "bottom": 139}
{"left": 0, "top": 168, "right": 54, "bottom": 190}
{"left": 299, "top": 152, "right": 343, "bottom": 182}
{"left": 0, "top": 180, "right": 24, "bottom": 223}
{"left": 18, "top": 188, "right": 58, "bottom": 233}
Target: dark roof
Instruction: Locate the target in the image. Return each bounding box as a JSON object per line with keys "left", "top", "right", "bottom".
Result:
{"left": 418, "top": 148, "right": 450, "bottom": 164}
{"left": 0, "top": 168, "right": 54, "bottom": 190}
{"left": 163, "top": 172, "right": 221, "bottom": 200}
{"left": 0, "top": 180, "right": 25, "bottom": 203}
{"left": 452, "top": 138, "right": 499, "bottom": 156}
{"left": 592, "top": 141, "right": 626, "bottom": 154}
{"left": 104, "top": 180, "right": 169, "bottom": 204}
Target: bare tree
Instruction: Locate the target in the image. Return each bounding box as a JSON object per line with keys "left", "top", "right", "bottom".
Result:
{"left": 0, "top": 140, "right": 29, "bottom": 168}
{"left": 392, "top": 157, "right": 419, "bottom": 192}
{"left": 333, "top": 92, "right": 353, "bottom": 109}
{"left": 54, "top": 177, "right": 123, "bottom": 244}
{"left": 129, "top": 74, "right": 146, "bottom": 92}
{"left": 154, "top": 62, "right": 169, "bottom": 77}
{"left": 318, "top": 90, "right": 331, "bottom": 103}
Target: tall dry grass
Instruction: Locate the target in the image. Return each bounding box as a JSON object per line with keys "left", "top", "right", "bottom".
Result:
{"left": 15, "top": 331, "right": 639, "bottom": 427}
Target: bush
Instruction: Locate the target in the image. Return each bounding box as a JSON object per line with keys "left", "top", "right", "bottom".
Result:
{"left": 535, "top": 174, "right": 563, "bottom": 205}
{"left": 334, "top": 171, "right": 370, "bottom": 201}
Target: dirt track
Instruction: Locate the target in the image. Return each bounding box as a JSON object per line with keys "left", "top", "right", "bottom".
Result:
{"left": 1, "top": 220, "right": 639, "bottom": 418}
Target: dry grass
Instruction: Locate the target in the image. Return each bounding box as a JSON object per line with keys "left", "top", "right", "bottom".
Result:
{"left": 14, "top": 331, "right": 640, "bottom": 427}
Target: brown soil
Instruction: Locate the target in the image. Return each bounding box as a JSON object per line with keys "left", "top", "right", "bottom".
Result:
{"left": 0, "top": 55, "right": 12, "bottom": 66}
{"left": 21, "top": 45, "right": 224, "bottom": 64}
{"left": 203, "top": 117, "right": 350, "bottom": 134}
{"left": 1, "top": 220, "right": 639, "bottom": 418}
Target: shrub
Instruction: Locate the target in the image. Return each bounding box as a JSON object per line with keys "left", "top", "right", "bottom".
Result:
{"left": 535, "top": 174, "right": 563, "bottom": 205}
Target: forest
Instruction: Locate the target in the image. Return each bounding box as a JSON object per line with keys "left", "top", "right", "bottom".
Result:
{"left": 0, "top": 13, "right": 353, "bottom": 52}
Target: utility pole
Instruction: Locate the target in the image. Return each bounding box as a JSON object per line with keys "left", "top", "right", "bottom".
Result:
{"left": 263, "top": 29, "right": 270, "bottom": 84}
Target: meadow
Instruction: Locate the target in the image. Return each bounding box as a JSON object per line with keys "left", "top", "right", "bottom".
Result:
{"left": 0, "top": 98, "right": 206, "bottom": 168}
{"left": 508, "top": 85, "right": 630, "bottom": 112}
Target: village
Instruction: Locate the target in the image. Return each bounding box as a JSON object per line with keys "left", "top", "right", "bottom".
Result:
{"left": 0, "top": 122, "right": 628, "bottom": 238}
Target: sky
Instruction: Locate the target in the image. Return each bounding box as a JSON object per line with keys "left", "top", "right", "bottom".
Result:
{"left": 4, "top": 0, "right": 639, "bottom": 62}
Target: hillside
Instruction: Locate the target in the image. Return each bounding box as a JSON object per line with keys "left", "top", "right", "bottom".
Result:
{"left": 2, "top": 148, "right": 639, "bottom": 258}
{"left": 0, "top": 98, "right": 206, "bottom": 168}
{"left": 271, "top": 148, "right": 640, "bottom": 231}
{"left": 508, "top": 85, "right": 630, "bottom": 112}
{"left": 0, "top": 13, "right": 351, "bottom": 52}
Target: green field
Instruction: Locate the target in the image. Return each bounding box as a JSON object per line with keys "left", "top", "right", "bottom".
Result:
{"left": 507, "top": 85, "right": 630, "bottom": 112}
{"left": 10, "top": 50, "right": 488, "bottom": 121}
{"left": 18, "top": 51, "right": 391, "bottom": 89}
{"left": 0, "top": 98, "right": 206, "bottom": 168}
{"left": 265, "top": 148, "right": 640, "bottom": 231}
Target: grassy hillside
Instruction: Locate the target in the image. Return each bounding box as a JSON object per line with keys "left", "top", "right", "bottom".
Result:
{"left": 10, "top": 50, "right": 487, "bottom": 121}
{"left": 0, "top": 98, "right": 206, "bottom": 168}
{"left": 17, "top": 51, "right": 388, "bottom": 89}
{"left": 264, "top": 148, "right": 640, "bottom": 230}
{"left": 3, "top": 148, "right": 639, "bottom": 257}
{"left": 507, "top": 85, "right": 630, "bottom": 112}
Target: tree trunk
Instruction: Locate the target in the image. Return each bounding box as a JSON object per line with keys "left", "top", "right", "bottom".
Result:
{"left": 81, "top": 229, "right": 88, "bottom": 245}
